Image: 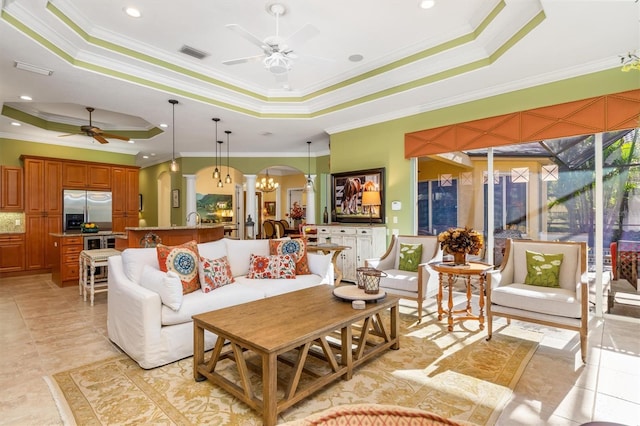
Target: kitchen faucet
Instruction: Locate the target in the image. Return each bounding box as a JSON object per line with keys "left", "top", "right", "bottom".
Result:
{"left": 186, "top": 211, "right": 201, "bottom": 225}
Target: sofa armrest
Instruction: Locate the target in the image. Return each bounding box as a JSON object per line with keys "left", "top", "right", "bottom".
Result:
{"left": 107, "top": 256, "right": 163, "bottom": 366}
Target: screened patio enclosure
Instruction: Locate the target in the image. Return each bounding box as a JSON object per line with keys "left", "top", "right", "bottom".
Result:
{"left": 417, "top": 128, "right": 640, "bottom": 317}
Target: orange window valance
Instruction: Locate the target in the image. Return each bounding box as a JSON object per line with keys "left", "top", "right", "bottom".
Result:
{"left": 405, "top": 89, "right": 640, "bottom": 158}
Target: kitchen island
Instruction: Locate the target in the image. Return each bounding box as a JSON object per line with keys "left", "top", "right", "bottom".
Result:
{"left": 116, "top": 224, "right": 226, "bottom": 249}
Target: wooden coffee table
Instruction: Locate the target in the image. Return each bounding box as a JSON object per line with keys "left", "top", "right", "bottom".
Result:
{"left": 192, "top": 285, "right": 399, "bottom": 426}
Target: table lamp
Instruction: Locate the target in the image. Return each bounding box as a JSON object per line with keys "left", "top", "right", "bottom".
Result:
{"left": 361, "top": 191, "right": 381, "bottom": 224}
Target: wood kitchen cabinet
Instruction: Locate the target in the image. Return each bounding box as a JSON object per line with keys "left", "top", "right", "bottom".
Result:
{"left": 0, "top": 233, "right": 26, "bottom": 273}
{"left": 22, "top": 157, "right": 63, "bottom": 270}
{"left": 112, "top": 166, "right": 139, "bottom": 232}
{"left": 51, "top": 235, "right": 83, "bottom": 286}
{"left": 0, "top": 166, "right": 23, "bottom": 211}
{"left": 63, "top": 162, "right": 112, "bottom": 189}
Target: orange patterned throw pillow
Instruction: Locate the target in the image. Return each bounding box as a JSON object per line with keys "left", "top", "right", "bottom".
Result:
{"left": 269, "top": 238, "right": 311, "bottom": 275}
{"left": 247, "top": 254, "right": 296, "bottom": 279}
{"left": 156, "top": 240, "right": 200, "bottom": 294}
{"left": 198, "top": 255, "right": 235, "bottom": 292}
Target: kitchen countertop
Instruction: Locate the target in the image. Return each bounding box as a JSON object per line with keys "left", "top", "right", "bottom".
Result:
{"left": 50, "top": 231, "right": 127, "bottom": 238}
{"left": 125, "top": 224, "right": 226, "bottom": 231}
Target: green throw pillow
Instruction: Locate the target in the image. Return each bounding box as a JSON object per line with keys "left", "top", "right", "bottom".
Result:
{"left": 524, "top": 250, "right": 564, "bottom": 287}
{"left": 398, "top": 243, "right": 423, "bottom": 272}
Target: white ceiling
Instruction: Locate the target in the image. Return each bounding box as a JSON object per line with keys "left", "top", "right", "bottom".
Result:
{"left": 0, "top": 0, "right": 638, "bottom": 168}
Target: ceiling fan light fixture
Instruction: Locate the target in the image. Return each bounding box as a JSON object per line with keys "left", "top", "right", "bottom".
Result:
{"left": 263, "top": 52, "right": 291, "bottom": 74}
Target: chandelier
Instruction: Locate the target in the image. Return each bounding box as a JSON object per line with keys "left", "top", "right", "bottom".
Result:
{"left": 256, "top": 169, "right": 279, "bottom": 192}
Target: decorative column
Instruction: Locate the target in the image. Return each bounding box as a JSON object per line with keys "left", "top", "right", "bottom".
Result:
{"left": 184, "top": 174, "right": 197, "bottom": 226}
{"left": 244, "top": 175, "right": 257, "bottom": 239}
{"left": 306, "top": 175, "right": 316, "bottom": 224}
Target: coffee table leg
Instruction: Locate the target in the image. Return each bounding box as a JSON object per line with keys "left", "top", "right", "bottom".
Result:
{"left": 193, "top": 322, "right": 205, "bottom": 381}
{"left": 263, "top": 352, "right": 278, "bottom": 426}
{"left": 341, "top": 325, "right": 353, "bottom": 380}
{"left": 391, "top": 302, "right": 400, "bottom": 350}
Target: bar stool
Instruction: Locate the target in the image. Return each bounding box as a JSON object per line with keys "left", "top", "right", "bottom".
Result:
{"left": 79, "top": 248, "right": 121, "bottom": 306}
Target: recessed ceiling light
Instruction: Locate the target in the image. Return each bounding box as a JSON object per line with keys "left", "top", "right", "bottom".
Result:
{"left": 123, "top": 7, "right": 141, "bottom": 18}
{"left": 11, "top": 122, "right": 21, "bottom": 126}
{"left": 419, "top": 0, "right": 436, "bottom": 9}
{"left": 150, "top": 153, "right": 156, "bottom": 156}
{"left": 348, "top": 54, "right": 364, "bottom": 62}
{"left": 160, "top": 123, "right": 168, "bottom": 128}
{"left": 142, "top": 155, "right": 149, "bottom": 159}
{"left": 20, "top": 95, "right": 32, "bottom": 101}
{"left": 128, "top": 140, "right": 135, "bottom": 144}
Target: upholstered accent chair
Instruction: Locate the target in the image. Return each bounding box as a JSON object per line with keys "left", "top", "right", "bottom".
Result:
{"left": 365, "top": 235, "right": 442, "bottom": 322}
{"left": 486, "top": 239, "right": 589, "bottom": 362}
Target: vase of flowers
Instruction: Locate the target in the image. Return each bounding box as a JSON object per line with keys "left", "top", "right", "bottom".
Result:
{"left": 288, "top": 201, "right": 304, "bottom": 228}
{"left": 437, "top": 226, "right": 484, "bottom": 265}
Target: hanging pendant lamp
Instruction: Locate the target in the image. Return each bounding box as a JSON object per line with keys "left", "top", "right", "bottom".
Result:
{"left": 224, "top": 130, "right": 232, "bottom": 184}
{"left": 304, "top": 140, "right": 314, "bottom": 190}
{"left": 217, "top": 140, "right": 224, "bottom": 187}
{"left": 212, "top": 118, "right": 220, "bottom": 179}
{"left": 169, "top": 99, "right": 179, "bottom": 173}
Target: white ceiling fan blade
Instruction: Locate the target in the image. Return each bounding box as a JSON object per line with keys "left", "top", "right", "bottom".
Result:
{"left": 284, "top": 24, "right": 319, "bottom": 49}
{"left": 226, "top": 24, "right": 268, "bottom": 51}
{"left": 297, "top": 52, "right": 334, "bottom": 64}
{"left": 223, "top": 54, "right": 266, "bottom": 66}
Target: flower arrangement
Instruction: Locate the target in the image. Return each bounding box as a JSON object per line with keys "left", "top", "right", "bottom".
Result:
{"left": 288, "top": 201, "right": 305, "bottom": 220}
{"left": 438, "top": 226, "right": 483, "bottom": 255}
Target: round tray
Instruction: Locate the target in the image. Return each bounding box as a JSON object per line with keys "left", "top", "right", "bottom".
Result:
{"left": 332, "top": 285, "right": 386, "bottom": 302}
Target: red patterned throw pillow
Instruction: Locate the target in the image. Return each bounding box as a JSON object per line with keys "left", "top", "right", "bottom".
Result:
{"left": 156, "top": 240, "right": 200, "bottom": 294}
{"left": 247, "top": 254, "right": 296, "bottom": 279}
{"left": 269, "top": 238, "right": 311, "bottom": 275}
{"left": 199, "top": 256, "right": 235, "bottom": 293}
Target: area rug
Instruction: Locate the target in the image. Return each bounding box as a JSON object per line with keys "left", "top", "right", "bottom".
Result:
{"left": 47, "top": 309, "right": 541, "bottom": 426}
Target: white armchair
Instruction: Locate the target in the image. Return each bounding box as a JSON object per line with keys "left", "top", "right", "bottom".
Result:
{"left": 366, "top": 235, "right": 442, "bottom": 322}
{"left": 486, "top": 239, "right": 589, "bottom": 362}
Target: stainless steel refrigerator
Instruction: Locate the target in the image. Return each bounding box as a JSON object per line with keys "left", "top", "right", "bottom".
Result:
{"left": 63, "top": 190, "right": 113, "bottom": 232}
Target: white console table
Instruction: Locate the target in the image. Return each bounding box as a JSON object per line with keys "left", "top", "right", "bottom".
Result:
{"left": 79, "top": 248, "right": 121, "bottom": 306}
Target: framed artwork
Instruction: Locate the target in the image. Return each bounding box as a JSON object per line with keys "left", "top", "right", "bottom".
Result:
{"left": 172, "top": 189, "right": 180, "bottom": 208}
{"left": 331, "top": 168, "right": 385, "bottom": 223}
{"left": 264, "top": 201, "right": 276, "bottom": 216}
{"left": 196, "top": 193, "right": 233, "bottom": 223}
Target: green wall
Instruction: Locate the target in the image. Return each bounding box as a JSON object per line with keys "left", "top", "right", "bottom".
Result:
{"left": 0, "top": 138, "right": 137, "bottom": 167}
{"left": 330, "top": 68, "right": 640, "bottom": 236}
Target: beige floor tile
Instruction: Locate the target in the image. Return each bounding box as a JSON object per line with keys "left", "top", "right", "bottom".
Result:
{"left": 596, "top": 366, "right": 640, "bottom": 405}
{"left": 0, "top": 375, "right": 61, "bottom": 426}
{"left": 593, "top": 392, "right": 640, "bottom": 426}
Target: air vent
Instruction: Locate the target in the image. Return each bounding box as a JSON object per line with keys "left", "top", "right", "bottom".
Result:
{"left": 179, "top": 45, "right": 209, "bottom": 60}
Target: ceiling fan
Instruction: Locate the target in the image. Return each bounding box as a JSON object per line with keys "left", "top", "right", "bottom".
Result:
{"left": 58, "top": 107, "right": 129, "bottom": 144}
{"left": 222, "top": 3, "right": 319, "bottom": 80}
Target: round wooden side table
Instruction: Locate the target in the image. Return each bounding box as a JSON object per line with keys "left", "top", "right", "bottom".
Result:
{"left": 430, "top": 261, "right": 493, "bottom": 331}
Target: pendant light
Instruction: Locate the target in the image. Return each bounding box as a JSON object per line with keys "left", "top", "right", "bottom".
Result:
{"left": 304, "top": 140, "right": 314, "bottom": 190}
{"left": 224, "top": 130, "right": 232, "bottom": 184}
{"left": 212, "top": 118, "right": 220, "bottom": 179}
{"left": 217, "top": 140, "right": 224, "bottom": 187}
{"left": 169, "top": 99, "right": 179, "bottom": 173}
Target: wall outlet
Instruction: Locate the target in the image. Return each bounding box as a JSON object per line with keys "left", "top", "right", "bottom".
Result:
{"left": 15, "top": 219, "right": 21, "bottom": 226}
{"left": 393, "top": 216, "right": 398, "bottom": 224}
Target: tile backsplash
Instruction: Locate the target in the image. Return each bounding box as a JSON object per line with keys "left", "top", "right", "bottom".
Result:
{"left": 0, "top": 212, "right": 26, "bottom": 233}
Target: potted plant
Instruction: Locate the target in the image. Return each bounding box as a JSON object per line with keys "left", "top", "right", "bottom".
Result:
{"left": 437, "top": 226, "right": 483, "bottom": 265}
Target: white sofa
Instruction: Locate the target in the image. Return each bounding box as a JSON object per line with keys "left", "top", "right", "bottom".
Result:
{"left": 107, "top": 238, "right": 334, "bottom": 369}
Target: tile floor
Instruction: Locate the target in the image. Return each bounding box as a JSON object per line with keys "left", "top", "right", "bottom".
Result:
{"left": 0, "top": 273, "right": 638, "bottom": 425}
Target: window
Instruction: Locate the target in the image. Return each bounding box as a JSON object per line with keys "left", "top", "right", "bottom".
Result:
{"left": 418, "top": 179, "right": 458, "bottom": 235}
